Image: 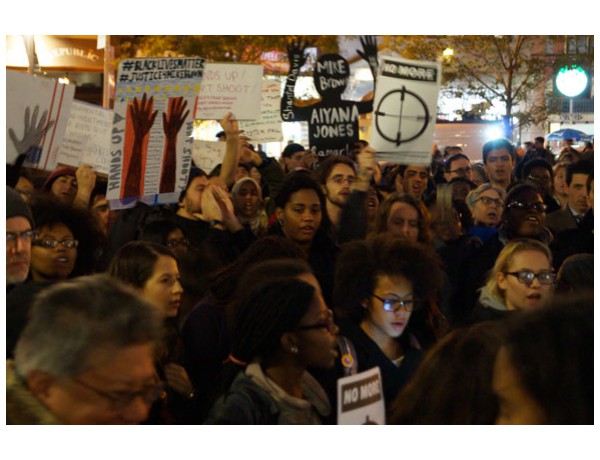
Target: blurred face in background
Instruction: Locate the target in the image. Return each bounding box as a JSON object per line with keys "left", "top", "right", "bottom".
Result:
{"left": 385, "top": 201, "right": 419, "bottom": 243}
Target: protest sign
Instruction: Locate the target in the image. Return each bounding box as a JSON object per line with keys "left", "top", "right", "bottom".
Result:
{"left": 57, "top": 100, "right": 114, "bottom": 175}
{"left": 191, "top": 140, "right": 226, "bottom": 173}
{"left": 370, "top": 56, "right": 441, "bottom": 165}
{"left": 195, "top": 63, "right": 263, "bottom": 120}
{"left": 337, "top": 367, "right": 385, "bottom": 425}
{"left": 107, "top": 57, "right": 204, "bottom": 202}
{"left": 6, "top": 69, "right": 75, "bottom": 171}
{"left": 239, "top": 80, "right": 283, "bottom": 143}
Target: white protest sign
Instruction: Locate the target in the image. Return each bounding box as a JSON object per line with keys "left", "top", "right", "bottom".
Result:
{"left": 192, "top": 140, "right": 227, "bottom": 173}
{"left": 370, "top": 56, "right": 441, "bottom": 165}
{"left": 6, "top": 70, "right": 75, "bottom": 170}
{"left": 57, "top": 100, "right": 114, "bottom": 175}
{"left": 239, "top": 80, "right": 283, "bottom": 143}
{"left": 195, "top": 63, "right": 263, "bottom": 120}
{"left": 337, "top": 366, "right": 385, "bottom": 425}
{"left": 107, "top": 57, "right": 205, "bottom": 202}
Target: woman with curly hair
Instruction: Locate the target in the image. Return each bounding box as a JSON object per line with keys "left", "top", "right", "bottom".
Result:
{"left": 371, "top": 192, "right": 432, "bottom": 246}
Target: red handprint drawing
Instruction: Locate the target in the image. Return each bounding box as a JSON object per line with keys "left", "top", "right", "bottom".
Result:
{"left": 159, "top": 97, "right": 189, "bottom": 194}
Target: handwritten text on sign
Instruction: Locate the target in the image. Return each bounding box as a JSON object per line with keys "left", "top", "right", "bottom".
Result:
{"left": 195, "top": 63, "right": 263, "bottom": 120}
{"left": 239, "top": 80, "right": 283, "bottom": 143}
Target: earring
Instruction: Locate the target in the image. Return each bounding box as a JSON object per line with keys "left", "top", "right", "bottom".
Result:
{"left": 290, "top": 346, "right": 299, "bottom": 354}
{"left": 278, "top": 218, "right": 284, "bottom": 226}
{"left": 361, "top": 302, "right": 368, "bottom": 309}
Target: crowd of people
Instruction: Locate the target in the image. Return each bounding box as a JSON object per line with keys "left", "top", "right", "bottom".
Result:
{"left": 6, "top": 119, "right": 594, "bottom": 425}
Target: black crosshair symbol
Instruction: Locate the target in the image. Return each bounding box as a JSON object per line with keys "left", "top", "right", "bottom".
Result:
{"left": 374, "top": 86, "right": 430, "bottom": 146}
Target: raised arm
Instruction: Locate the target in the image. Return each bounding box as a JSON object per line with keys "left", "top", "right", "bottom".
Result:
{"left": 281, "top": 37, "right": 313, "bottom": 122}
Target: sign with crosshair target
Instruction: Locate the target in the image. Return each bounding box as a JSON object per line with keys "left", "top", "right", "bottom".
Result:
{"left": 370, "top": 56, "right": 441, "bottom": 165}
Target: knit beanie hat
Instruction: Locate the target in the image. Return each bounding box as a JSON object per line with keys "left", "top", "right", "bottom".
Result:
{"left": 6, "top": 187, "right": 34, "bottom": 227}
{"left": 42, "top": 166, "right": 77, "bottom": 192}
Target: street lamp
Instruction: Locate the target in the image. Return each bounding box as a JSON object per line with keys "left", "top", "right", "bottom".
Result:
{"left": 555, "top": 65, "right": 588, "bottom": 122}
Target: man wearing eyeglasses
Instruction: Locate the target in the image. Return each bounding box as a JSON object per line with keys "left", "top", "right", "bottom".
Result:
{"left": 444, "top": 153, "right": 473, "bottom": 183}
{"left": 6, "top": 187, "right": 34, "bottom": 288}
{"left": 7, "top": 275, "right": 163, "bottom": 424}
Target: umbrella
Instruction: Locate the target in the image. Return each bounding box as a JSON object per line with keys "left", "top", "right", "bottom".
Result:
{"left": 546, "top": 129, "right": 592, "bottom": 142}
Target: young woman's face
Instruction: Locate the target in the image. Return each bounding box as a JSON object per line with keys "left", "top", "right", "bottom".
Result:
{"left": 277, "top": 189, "right": 322, "bottom": 246}
{"left": 553, "top": 167, "right": 568, "bottom": 195}
{"left": 140, "top": 255, "right": 183, "bottom": 318}
{"left": 165, "top": 228, "right": 189, "bottom": 258}
{"left": 471, "top": 189, "right": 503, "bottom": 227}
{"left": 31, "top": 223, "right": 77, "bottom": 281}
{"left": 503, "top": 189, "right": 546, "bottom": 238}
{"left": 234, "top": 181, "right": 260, "bottom": 218}
{"left": 293, "top": 273, "right": 339, "bottom": 369}
{"left": 364, "top": 273, "right": 414, "bottom": 340}
{"left": 496, "top": 249, "right": 553, "bottom": 311}
{"left": 386, "top": 202, "right": 419, "bottom": 243}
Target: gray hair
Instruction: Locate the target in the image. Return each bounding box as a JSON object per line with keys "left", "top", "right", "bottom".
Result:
{"left": 14, "top": 274, "right": 163, "bottom": 379}
{"left": 466, "top": 183, "right": 506, "bottom": 209}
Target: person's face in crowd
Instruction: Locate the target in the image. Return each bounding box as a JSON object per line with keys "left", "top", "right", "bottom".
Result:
{"left": 180, "top": 176, "right": 209, "bottom": 216}
{"left": 503, "top": 189, "right": 546, "bottom": 238}
{"left": 451, "top": 181, "right": 473, "bottom": 202}
{"left": 534, "top": 139, "right": 544, "bottom": 149}
{"left": 471, "top": 165, "right": 488, "bottom": 187}
{"left": 165, "top": 228, "right": 189, "bottom": 258}
{"left": 292, "top": 272, "right": 339, "bottom": 369}
{"left": 362, "top": 273, "right": 414, "bottom": 340}
{"left": 30, "top": 223, "right": 77, "bottom": 281}
{"left": 91, "top": 195, "right": 110, "bottom": 233}
{"left": 32, "top": 342, "right": 157, "bottom": 424}
{"left": 234, "top": 165, "right": 250, "bottom": 183}
{"left": 15, "top": 176, "right": 35, "bottom": 203}
{"left": 485, "top": 148, "right": 513, "bottom": 185}
{"left": 386, "top": 201, "right": 420, "bottom": 243}
{"left": 525, "top": 166, "right": 552, "bottom": 196}
{"left": 496, "top": 249, "right": 553, "bottom": 311}
{"left": 277, "top": 189, "right": 322, "bottom": 247}
{"left": 568, "top": 173, "right": 590, "bottom": 215}
{"left": 588, "top": 180, "right": 594, "bottom": 211}
{"left": 431, "top": 206, "right": 462, "bottom": 242}
{"left": 445, "top": 157, "right": 473, "bottom": 182}
{"left": 6, "top": 216, "right": 33, "bottom": 284}
{"left": 284, "top": 151, "right": 306, "bottom": 172}
{"left": 402, "top": 166, "right": 429, "bottom": 198}
{"left": 367, "top": 187, "right": 380, "bottom": 221}
{"left": 50, "top": 175, "right": 78, "bottom": 205}
{"left": 140, "top": 255, "right": 183, "bottom": 318}
{"left": 234, "top": 181, "right": 261, "bottom": 219}
{"left": 324, "top": 163, "right": 356, "bottom": 207}
{"left": 470, "top": 189, "right": 503, "bottom": 227}
{"left": 553, "top": 166, "right": 568, "bottom": 196}
{"left": 492, "top": 346, "right": 547, "bottom": 425}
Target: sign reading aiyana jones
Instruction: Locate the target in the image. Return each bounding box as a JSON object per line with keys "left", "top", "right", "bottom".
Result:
{"left": 370, "top": 56, "right": 441, "bottom": 166}
{"left": 337, "top": 367, "right": 385, "bottom": 425}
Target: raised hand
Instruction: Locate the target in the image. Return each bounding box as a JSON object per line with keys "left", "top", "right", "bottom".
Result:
{"left": 357, "top": 35, "right": 379, "bottom": 78}
{"left": 287, "top": 37, "right": 313, "bottom": 70}
{"left": 162, "top": 97, "right": 189, "bottom": 140}
{"left": 9, "top": 105, "right": 55, "bottom": 156}
{"left": 219, "top": 111, "right": 243, "bottom": 139}
{"left": 129, "top": 93, "right": 158, "bottom": 140}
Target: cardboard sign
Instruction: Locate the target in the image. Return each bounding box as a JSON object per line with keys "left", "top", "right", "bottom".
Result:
{"left": 239, "top": 80, "right": 283, "bottom": 143}
{"left": 57, "top": 100, "right": 114, "bottom": 175}
{"left": 195, "top": 63, "right": 263, "bottom": 120}
{"left": 107, "top": 57, "right": 205, "bottom": 202}
{"left": 191, "top": 140, "right": 226, "bottom": 173}
{"left": 337, "top": 367, "right": 385, "bottom": 425}
{"left": 370, "top": 56, "right": 441, "bottom": 165}
{"left": 6, "top": 70, "right": 75, "bottom": 170}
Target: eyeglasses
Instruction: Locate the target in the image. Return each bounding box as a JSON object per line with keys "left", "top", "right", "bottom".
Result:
{"left": 371, "top": 293, "right": 421, "bottom": 313}
{"left": 476, "top": 196, "right": 504, "bottom": 208}
{"left": 505, "top": 271, "right": 556, "bottom": 286}
{"left": 449, "top": 167, "right": 472, "bottom": 175}
{"left": 329, "top": 175, "right": 356, "bottom": 185}
{"left": 506, "top": 201, "right": 547, "bottom": 213}
{"left": 296, "top": 309, "right": 337, "bottom": 333}
{"left": 6, "top": 230, "right": 35, "bottom": 246}
{"left": 166, "top": 238, "right": 190, "bottom": 248}
{"left": 33, "top": 237, "right": 79, "bottom": 249}
{"left": 71, "top": 377, "right": 165, "bottom": 411}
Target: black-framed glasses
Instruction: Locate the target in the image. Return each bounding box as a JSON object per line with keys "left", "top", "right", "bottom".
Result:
{"left": 33, "top": 237, "right": 79, "bottom": 249}
{"left": 506, "top": 201, "right": 547, "bottom": 213}
{"left": 371, "top": 293, "right": 421, "bottom": 313}
{"left": 71, "top": 377, "right": 165, "bottom": 411}
{"left": 166, "top": 238, "right": 190, "bottom": 248}
{"left": 449, "top": 167, "right": 472, "bottom": 175}
{"left": 505, "top": 271, "right": 556, "bottom": 286}
{"left": 6, "top": 230, "right": 35, "bottom": 246}
{"left": 296, "top": 309, "right": 337, "bottom": 333}
{"left": 475, "top": 196, "right": 504, "bottom": 208}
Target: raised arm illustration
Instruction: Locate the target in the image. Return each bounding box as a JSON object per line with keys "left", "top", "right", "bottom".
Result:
{"left": 124, "top": 94, "right": 158, "bottom": 199}
{"left": 159, "top": 96, "right": 190, "bottom": 193}
{"left": 280, "top": 37, "right": 313, "bottom": 123}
